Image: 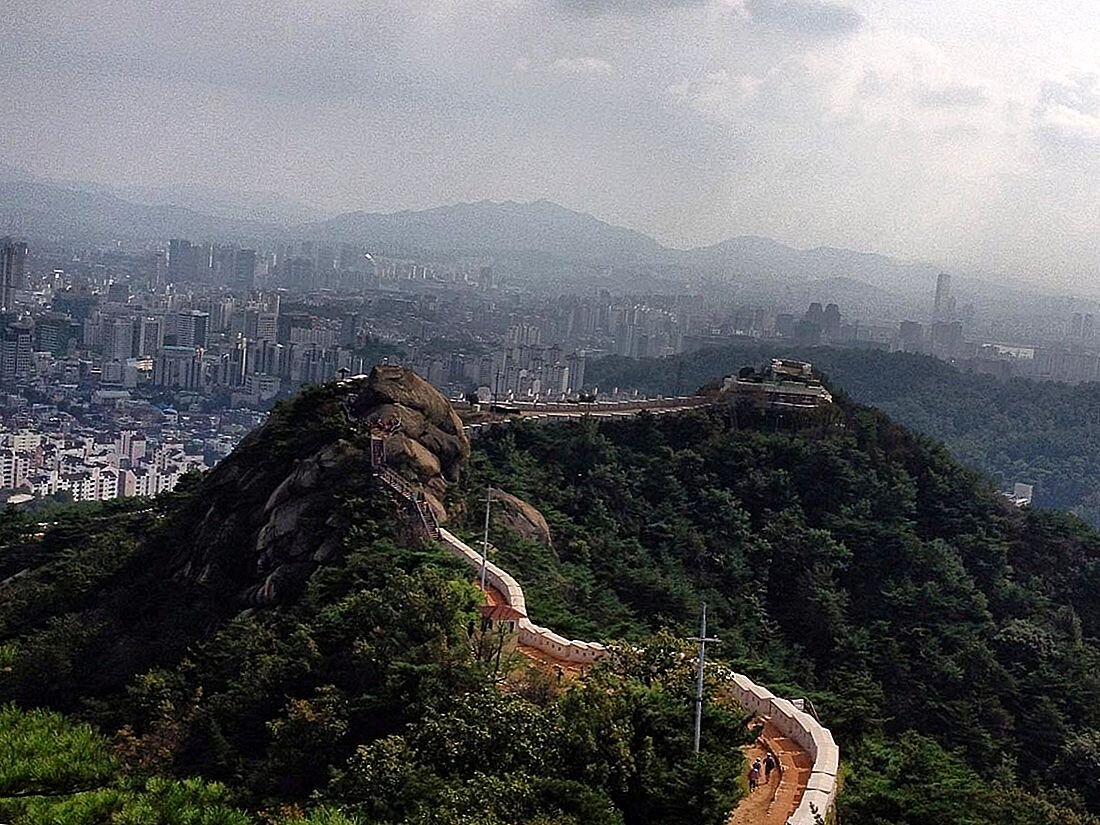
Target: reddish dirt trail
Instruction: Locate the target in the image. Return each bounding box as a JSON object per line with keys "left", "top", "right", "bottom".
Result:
{"left": 480, "top": 582, "right": 812, "bottom": 822}
{"left": 727, "top": 719, "right": 813, "bottom": 825}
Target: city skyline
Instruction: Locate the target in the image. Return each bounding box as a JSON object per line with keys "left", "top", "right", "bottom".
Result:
{"left": 3, "top": 1, "right": 1100, "bottom": 289}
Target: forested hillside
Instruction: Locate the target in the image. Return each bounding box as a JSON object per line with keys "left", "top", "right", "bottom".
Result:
{"left": 2, "top": 373, "right": 1100, "bottom": 824}
{"left": 589, "top": 345, "right": 1100, "bottom": 525}
{"left": 462, "top": 402, "right": 1100, "bottom": 825}
{"left": 0, "top": 379, "right": 748, "bottom": 825}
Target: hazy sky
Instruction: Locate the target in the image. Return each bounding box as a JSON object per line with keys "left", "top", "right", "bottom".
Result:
{"left": 2, "top": 0, "right": 1099, "bottom": 284}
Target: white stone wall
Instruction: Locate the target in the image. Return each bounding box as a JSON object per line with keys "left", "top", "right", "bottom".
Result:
{"left": 436, "top": 526, "right": 836, "bottom": 823}
{"left": 728, "top": 674, "right": 839, "bottom": 825}
{"left": 438, "top": 528, "right": 605, "bottom": 664}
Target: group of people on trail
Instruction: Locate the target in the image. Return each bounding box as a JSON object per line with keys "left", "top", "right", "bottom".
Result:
{"left": 747, "top": 753, "right": 778, "bottom": 792}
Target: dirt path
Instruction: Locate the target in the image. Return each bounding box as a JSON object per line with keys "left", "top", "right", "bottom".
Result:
{"left": 727, "top": 718, "right": 813, "bottom": 825}
{"left": 480, "top": 582, "right": 812, "bottom": 822}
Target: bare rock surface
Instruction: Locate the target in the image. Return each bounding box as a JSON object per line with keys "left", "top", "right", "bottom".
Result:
{"left": 172, "top": 365, "right": 471, "bottom": 605}
{"left": 492, "top": 490, "right": 554, "bottom": 548}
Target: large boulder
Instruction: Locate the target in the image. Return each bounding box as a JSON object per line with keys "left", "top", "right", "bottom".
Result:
{"left": 170, "top": 367, "right": 473, "bottom": 607}
{"left": 176, "top": 438, "right": 368, "bottom": 605}
{"left": 492, "top": 491, "right": 554, "bottom": 548}
{"left": 353, "top": 365, "right": 470, "bottom": 484}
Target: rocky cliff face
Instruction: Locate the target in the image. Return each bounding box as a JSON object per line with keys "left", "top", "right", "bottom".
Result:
{"left": 171, "top": 365, "right": 470, "bottom": 605}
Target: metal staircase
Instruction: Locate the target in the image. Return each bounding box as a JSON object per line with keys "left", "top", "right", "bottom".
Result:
{"left": 370, "top": 435, "right": 440, "bottom": 540}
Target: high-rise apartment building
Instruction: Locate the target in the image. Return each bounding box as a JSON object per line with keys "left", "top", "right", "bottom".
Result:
{"left": 176, "top": 310, "right": 210, "bottom": 348}
{"left": 0, "top": 238, "right": 28, "bottom": 312}
{"left": 0, "top": 321, "right": 33, "bottom": 384}
{"left": 154, "top": 346, "right": 204, "bottom": 389}
{"left": 135, "top": 316, "right": 164, "bottom": 357}
{"left": 102, "top": 316, "right": 135, "bottom": 362}
{"left": 36, "top": 312, "right": 75, "bottom": 356}
{"left": 167, "top": 239, "right": 194, "bottom": 282}
{"left": 234, "top": 249, "right": 257, "bottom": 290}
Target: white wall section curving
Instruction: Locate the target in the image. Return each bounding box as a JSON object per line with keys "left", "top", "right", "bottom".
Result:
{"left": 371, "top": 398, "right": 837, "bottom": 823}
{"left": 437, "top": 528, "right": 837, "bottom": 823}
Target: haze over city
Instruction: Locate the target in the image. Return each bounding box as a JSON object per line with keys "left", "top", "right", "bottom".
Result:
{"left": 9, "top": 2, "right": 1100, "bottom": 825}
{"left": 4, "top": 0, "right": 1100, "bottom": 287}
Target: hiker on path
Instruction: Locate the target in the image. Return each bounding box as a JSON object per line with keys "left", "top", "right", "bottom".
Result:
{"left": 748, "top": 763, "right": 760, "bottom": 792}
{"left": 764, "top": 753, "right": 777, "bottom": 783}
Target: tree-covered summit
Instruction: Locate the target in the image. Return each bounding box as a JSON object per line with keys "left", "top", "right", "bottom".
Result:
{"left": 460, "top": 393, "right": 1100, "bottom": 824}
{"left": 1, "top": 369, "right": 1099, "bottom": 824}
{"left": 590, "top": 342, "right": 1100, "bottom": 527}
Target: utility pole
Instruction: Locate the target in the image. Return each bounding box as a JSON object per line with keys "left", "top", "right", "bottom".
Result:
{"left": 480, "top": 485, "right": 493, "bottom": 591}
{"left": 692, "top": 602, "right": 721, "bottom": 755}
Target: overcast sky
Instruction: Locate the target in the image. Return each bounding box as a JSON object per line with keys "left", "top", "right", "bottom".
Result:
{"left": 2, "top": 0, "right": 1099, "bottom": 284}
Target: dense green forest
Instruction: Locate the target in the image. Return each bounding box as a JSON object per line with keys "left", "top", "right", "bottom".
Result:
{"left": 3, "top": 374, "right": 1100, "bottom": 824}
{"left": 0, "top": 383, "right": 747, "bottom": 825}
{"left": 589, "top": 345, "right": 1100, "bottom": 526}
{"left": 462, "top": 403, "right": 1100, "bottom": 825}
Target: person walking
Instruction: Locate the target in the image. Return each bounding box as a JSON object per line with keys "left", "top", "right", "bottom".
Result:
{"left": 764, "top": 753, "right": 777, "bottom": 783}
{"left": 748, "top": 764, "right": 759, "bottom": 792}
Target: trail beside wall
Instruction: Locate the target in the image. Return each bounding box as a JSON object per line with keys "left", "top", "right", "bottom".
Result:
{"left": 436, "top": 528, "right": 838, "bottom": 824}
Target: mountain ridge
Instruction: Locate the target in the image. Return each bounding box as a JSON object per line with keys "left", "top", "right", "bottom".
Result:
{"left": 0, "top": 167, "right": 942, "bottom": 296}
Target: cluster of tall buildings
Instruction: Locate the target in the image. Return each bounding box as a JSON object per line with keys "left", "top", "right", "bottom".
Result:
{"left": 167, "top": 240, "right": 257, "bottom": 290}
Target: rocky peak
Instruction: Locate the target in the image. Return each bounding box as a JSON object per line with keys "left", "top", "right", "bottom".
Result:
{"left": 171, "top": 366, "right": 471, "bottom": 605}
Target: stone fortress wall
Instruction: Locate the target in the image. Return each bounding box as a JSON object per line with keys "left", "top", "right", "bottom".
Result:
{"left": 729, "top": 673, "right": 839, "bottom": 824}
{"left": 436, "top": 527, "right": 837, "bottom": 823}
{"left": 438, "top": 528, "right": 607, "bottom": 665}
{"left": 355, "top": 364, "right": 836, "bottom": 822}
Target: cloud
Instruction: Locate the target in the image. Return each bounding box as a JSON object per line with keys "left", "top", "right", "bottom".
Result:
{"left": 553, "top": 0, "right": 706, "bottom": 14}
{"left": 1035, "top": 72, "right": 1100, "bottom": 144}
{"left": 745, "top": 0, "right": 863, "bottom": 36}
{"left": 666, "top": 71, "right": 761, "bottom": 120}
{"left": 918, "top": 83, "right": 988, "bottom": 109}
{"left": 550, "top": 56, "right": 615, "bottom": 75}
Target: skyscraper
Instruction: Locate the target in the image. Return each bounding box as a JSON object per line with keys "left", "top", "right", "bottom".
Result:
{"left": 102, "top": 316, "right": 135, "bottom": 362}
{"left": 152, "top": 250, "right": 167, "bottom": 289}
{"left": 0, "top": 321, "right": 33, "bottom": 385}
{"left": 168, "top": 239, "right": 199, "bottom": 282}
{"left": 176, "top": 310, "right": 210, "bottom": 349}
{"left": 933, "top": 273, "right": 956, "bottom": 321}
{"left": 137, "top": 316, "right": 165, "bottom": 356}
{"left": 0, "top": 238, "right": 28, "bottom": 312}
{"left": 234, "top": 249, "right": 257, "bottom": 290}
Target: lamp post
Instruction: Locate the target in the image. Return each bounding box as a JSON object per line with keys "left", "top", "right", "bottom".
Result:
{"left": 691, "top": 602, "right": 721, "bottom": 755}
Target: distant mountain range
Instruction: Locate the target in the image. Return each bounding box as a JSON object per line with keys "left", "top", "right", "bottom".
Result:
{"left": 0, "top": 174, "right": 275, "bottom": 241}
{"left": 0, "top": 165, "right": 944, "bottom": 301}
{"left": 300, "top": 199, "right": 667, "bottom": 263}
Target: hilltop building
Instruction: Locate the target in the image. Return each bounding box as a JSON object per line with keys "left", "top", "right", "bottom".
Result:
{"left": 722, "top": 359, "right": 833, "bottom": 410}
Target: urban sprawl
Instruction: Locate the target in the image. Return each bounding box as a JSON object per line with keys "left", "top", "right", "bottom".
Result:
{"left": 0, "top": 233, "right": 1096, "bottom": 506}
